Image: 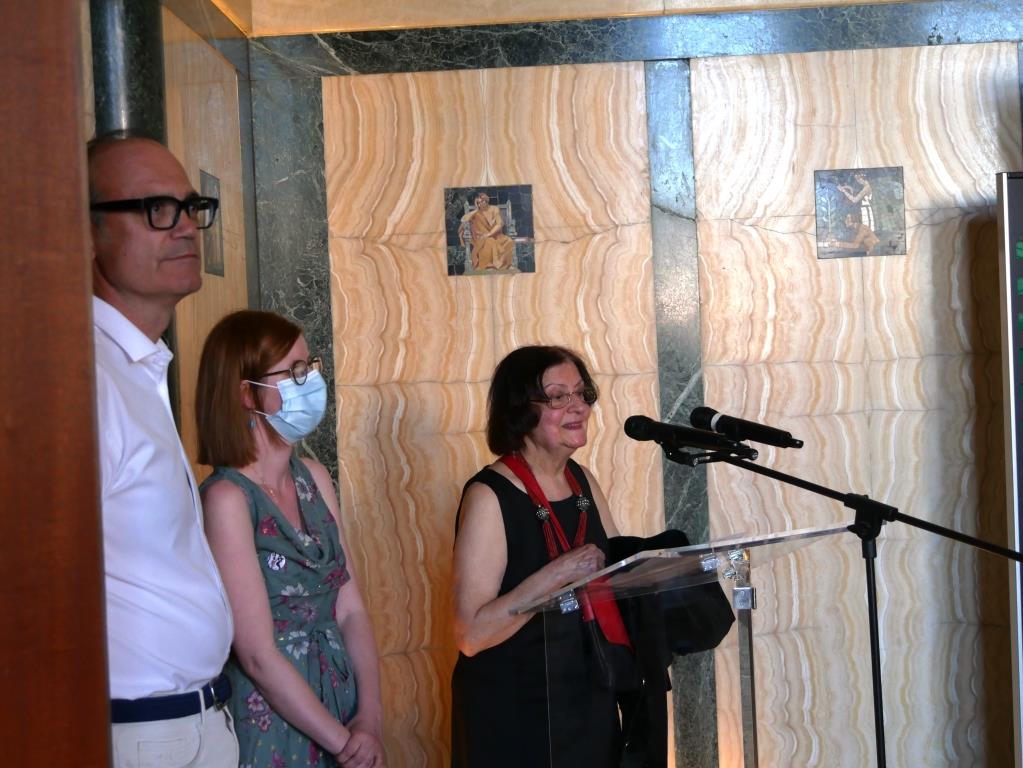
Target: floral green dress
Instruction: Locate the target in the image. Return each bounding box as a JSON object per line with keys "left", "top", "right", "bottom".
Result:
{"left": 202, "top": 457, "right": 358, "bottom": 768}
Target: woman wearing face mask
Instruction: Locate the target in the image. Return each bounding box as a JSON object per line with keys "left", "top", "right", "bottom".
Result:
{"left": 196, "top": 310, "right": 384, "bottom": 768}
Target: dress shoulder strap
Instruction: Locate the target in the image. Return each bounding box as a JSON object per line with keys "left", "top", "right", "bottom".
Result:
{"left": 201, "top": 465, "right": 262, "bottom": 525}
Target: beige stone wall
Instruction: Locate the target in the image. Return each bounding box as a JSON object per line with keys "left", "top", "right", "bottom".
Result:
{"left": 692, "top": 42, "right": 1020, "bottom": 766}
{"left": 322, "top": 62, "right": 663, "bottom": 764}
{"left": 79, "top": 0, "right": 94, "bottom": 140}
{"left": 215, "top": 0, "right": 904, "bottom": 36}
{"left": 164, "top": 7, "right": 250, "bottom": 481}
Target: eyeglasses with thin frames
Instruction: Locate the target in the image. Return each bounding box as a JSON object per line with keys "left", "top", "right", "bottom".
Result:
{"left": 260, "top": 357, "right": 322, "bottom": 386}
{"left": 532, "top": 387, "right": 598, "bottom": 410}
{"left": 90, "top": 195, "right": 220, "bottom": 230}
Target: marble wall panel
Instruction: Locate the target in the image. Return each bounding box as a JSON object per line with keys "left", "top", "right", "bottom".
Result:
{"left": 693, "top": 41, "right": 1018, "bottom": 767}
{"left": 497, "top": 226, "right": 655, "bottom": 369}
{"left": 703, "top": 360, "right": 870, "bottom": 417}
{"left": 379, "top": 648, "right": 454, "bottom": 767}
{"left": 323, "top": 61, "right": 660, "bottom": 763}
{"left": 486, "top": 65, "right": 651, "bottom": 232}
{"left": 581, "top": 372, "right": 665, "bottom": 535}
{"left": 698, "top": 217, "right": 866, "bottom": 365}
{"left": 334, "top": 382, "right": 488, "bottom": 650}
{"left": 328, "top": 234, "right": 497, "bottom": 385}
{"left": 693, "top": 50, "right": 858, "bottom": 221}
{"left": 324, "top": 65, "right": 650, "bottom": 237}
{"left": 705, "top": 406, "right": 871, "bottom": 534}
{"left": 854, "top": 43, "right": 1022, "bottom": 211}
{"left": 323, "top": 71, "right": 482, "bottom": 241}
{"left": 877, "top": 613, "right": 1011, "bottom": 764}
{"left": 863, "top": 209, "right": 1002, "bottom": 361}
{"left": 866, "top": 409, "right": 979, "bottom": 532}
{"left": 163, "top": 8, "right": 249, "bottom": 481}
{"left": 867, "top": 354, "right": 1002, "bottom": 425}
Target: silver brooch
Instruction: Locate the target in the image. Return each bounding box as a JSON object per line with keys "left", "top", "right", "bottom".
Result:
{"left": 536, "top": 506, "right": 549, "bottom": 521}
{"left": 576, "top": 496, "right": 592, "bottom": 512}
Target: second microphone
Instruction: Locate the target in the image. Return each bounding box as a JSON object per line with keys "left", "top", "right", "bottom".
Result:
{"left": 690, "top": 406, "right": 803, "bottom": 449}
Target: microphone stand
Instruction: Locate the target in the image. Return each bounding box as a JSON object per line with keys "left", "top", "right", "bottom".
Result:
{"left": 659, "top": 443, "right": 1023, "bottom": 768}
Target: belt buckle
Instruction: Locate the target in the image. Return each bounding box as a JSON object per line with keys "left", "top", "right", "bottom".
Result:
{"left": 210, "top": 677, "right": 228, "bottom": 711}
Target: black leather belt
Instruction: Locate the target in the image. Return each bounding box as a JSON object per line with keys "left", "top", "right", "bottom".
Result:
{"left": 110, "top": 673, "right": 232, "bottom": 724}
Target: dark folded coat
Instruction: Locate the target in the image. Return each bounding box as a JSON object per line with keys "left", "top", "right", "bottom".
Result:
{"left": 608, "top": 530, "right": 735, "bottom": 768}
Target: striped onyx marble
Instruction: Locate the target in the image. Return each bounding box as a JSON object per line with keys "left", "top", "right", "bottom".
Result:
{"left": 322, "top": 62, "right": 663, "bottom": 764}
{"left": 163, "top": 8, "right": 250, "bottom": 485}
{"left": 693, "top": 43, "right": 1019, "bottom": 766}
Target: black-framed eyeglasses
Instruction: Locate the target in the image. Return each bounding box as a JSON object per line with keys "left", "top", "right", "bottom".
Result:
{"left": 90, "top": 195, "right": 220, "bottom": 230}
{"left": 532, "top": 387, "right": 598, "bottom": 410}
{"left": 260, "top": 357, "right": 322, "bottom": 386}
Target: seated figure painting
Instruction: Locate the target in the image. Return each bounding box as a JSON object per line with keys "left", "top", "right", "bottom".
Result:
{"left": 445, "top": 184, "right": 535, "bottom": 276}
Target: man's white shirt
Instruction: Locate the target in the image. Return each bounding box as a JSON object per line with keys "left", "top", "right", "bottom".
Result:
{"left": 93, "top": 296, "right": 232, "bottom": 699}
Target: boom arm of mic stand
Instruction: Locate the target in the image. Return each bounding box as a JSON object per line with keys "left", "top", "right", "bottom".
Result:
{"left": 713, "top": 457, "right": 1023, "bottom": 564}
{"left": 684, "top": 453, "right": 1023, "bottom": 768}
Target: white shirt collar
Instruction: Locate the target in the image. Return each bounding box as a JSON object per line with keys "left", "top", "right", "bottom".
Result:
{"left": 92, "top": 296, "right": 173, "bottom": 367}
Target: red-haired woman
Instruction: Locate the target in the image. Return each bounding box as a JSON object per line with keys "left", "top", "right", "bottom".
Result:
{"left": 196, "top": 310, "right": 384, "bottom": 768}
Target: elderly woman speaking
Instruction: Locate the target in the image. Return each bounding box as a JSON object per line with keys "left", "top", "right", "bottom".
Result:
{"left": 451, "top": 345, "right": 630, "bottom": 768}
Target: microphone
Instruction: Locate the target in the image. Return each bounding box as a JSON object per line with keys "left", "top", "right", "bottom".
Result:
{"left": 690, "top": 406, "right": 803, "bottom": 449}
{"left": 624, "top": 415, "right": 739, "bottom": 452}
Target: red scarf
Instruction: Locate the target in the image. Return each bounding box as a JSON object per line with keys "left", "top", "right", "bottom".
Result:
{"left": 500, "top": 454, "right": 631, "bottom": 649}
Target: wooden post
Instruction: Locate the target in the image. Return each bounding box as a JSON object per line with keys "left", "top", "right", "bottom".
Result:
{"left": 0, "top": 2, "right": 111, "bottom": 764}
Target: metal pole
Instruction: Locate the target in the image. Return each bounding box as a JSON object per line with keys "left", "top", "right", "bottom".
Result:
{"left": 861, "top": 537, "right": 887, "bottom": 767}
{"left": 728, "top": 550, "right": 759, "bottom": 768}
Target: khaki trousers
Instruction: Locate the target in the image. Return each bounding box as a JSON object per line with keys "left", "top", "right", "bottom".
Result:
{"left": 111, "top": 706, "right": 239, "bottom": 768}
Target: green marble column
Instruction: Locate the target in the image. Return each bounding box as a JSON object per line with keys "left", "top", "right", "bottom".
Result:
{"left": 90, "top": 0, "right": 165, "bottom": 141}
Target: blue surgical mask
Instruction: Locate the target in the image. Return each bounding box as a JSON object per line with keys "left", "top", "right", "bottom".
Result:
{"left": 248, "top": 370, "right": 327, "bottom": 443}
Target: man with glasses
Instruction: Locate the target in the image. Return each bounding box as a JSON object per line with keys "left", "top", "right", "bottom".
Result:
{"left": 89, "top": 135, "right": 238, "bottom": 767}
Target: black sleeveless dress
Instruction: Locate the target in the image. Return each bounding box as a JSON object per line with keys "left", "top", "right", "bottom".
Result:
{"left": 450, "top": 460, "right": 622, "bottom": 768}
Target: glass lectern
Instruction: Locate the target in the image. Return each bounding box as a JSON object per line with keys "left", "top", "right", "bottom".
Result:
{"left": 515, "top": 524, "right": 849, "bottom": 767}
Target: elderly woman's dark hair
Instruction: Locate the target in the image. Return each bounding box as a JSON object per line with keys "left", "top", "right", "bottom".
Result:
{"left": 486, "top": 345, "right": 598, "bottom": 455}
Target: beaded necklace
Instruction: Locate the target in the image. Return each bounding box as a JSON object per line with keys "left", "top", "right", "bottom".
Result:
{"left": 500, "top": 453, "right": 631, "bottom": 649}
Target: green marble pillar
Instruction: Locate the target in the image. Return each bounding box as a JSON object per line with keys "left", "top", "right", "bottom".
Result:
{"left": 90, "top": 0, "right": 165, "bottom": 141}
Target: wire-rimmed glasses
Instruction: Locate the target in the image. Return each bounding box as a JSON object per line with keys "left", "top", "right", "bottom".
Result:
{"left": 532, "top": 387, "right": 598, "bottom": 409}
{"left": 261, "top": 357, "right": 323, "bottom": 386}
